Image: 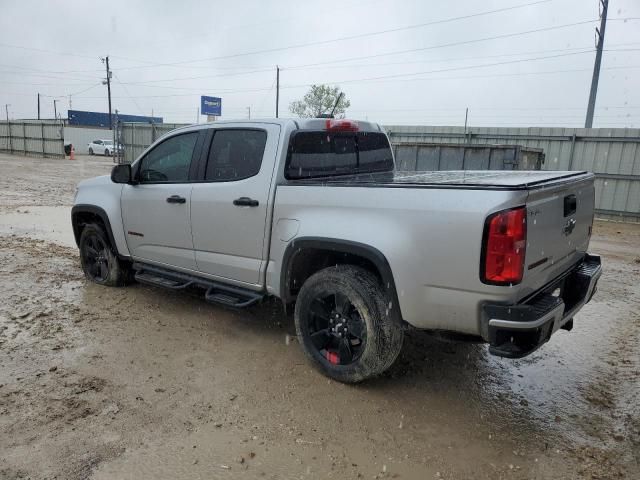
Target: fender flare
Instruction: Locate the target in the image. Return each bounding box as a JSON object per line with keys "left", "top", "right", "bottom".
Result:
{"left": 71, "top": 204, "right": 118, "bottom": 253}
{"left": 280, "top": 237, "right": 403, "bottom": 321}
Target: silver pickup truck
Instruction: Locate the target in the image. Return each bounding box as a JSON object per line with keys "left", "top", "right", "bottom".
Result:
{"left": 71, "top": 118, "right": 602, "bottom": 382}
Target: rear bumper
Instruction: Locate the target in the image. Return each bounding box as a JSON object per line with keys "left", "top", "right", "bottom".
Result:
{"left": 484, "top": 253, "right": 602, "bottom": 358}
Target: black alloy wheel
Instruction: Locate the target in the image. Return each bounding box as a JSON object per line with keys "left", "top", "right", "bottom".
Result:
{"left": 294, "top": 265, "right": 404, "bottom": 383}
{"left": 307, "top": 293, "right": 367, "bottom": 366}
{"left": 81, "top": 232, "right": 110, "bottom": 282}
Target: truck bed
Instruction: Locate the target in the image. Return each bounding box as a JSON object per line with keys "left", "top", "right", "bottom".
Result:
{"left": 288, "top": 170, "right": 592, "bottom": 190}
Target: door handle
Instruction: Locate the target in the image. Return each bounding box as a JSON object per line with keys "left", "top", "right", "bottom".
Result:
{"left": 166, "top": 195, "right": 186, "bottom": 204}
{"left": 233, "top": 197, "right": 259, "bottom": 207}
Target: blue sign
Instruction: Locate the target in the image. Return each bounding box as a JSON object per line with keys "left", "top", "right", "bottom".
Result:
{"left": 201, "top": 96, "right": 222, "bottom": 116}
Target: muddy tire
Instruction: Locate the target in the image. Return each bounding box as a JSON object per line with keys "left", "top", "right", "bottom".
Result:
{"left": 294, "top": 265, "right": 403, "bottom": 383}
{"left": 79, "top": 223, "right": 131, "bottom": 287}
{"left": 88, "top": 147, "right": 94, "bottom": 155}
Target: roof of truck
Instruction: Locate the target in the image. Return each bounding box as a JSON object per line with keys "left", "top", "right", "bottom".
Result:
{"left": 170, "top": 118, "right": 384, "bottom": 133}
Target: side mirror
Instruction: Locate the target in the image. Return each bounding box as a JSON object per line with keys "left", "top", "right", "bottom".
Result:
{"left": 111, "top": 164, "right": 133, "bottom": 184}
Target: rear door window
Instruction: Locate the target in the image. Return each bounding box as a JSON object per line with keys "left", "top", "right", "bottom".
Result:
{"left": 204, "top": 129, "right": 267, "bottom": 182}
{"left": 286, "top": 131, "right": 393, "bottom": 179}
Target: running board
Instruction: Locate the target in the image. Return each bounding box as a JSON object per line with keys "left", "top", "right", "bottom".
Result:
{"left": 132, "top": 262, "right": 264, "bottom": 308}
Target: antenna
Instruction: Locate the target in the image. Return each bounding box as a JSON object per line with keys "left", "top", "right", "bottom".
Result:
{"left": 329, "top": 92, "right": 344, "bottom": 118}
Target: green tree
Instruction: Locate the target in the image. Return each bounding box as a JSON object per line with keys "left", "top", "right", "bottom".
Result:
{"left": 289, "top": 84, "right": 351, "bottom": 118}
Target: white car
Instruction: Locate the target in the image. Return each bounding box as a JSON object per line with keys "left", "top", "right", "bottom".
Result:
{"left": 87, "top": 139, "right": 121, "bottom": 156}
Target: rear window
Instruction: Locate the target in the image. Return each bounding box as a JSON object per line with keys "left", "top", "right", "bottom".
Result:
{"left": 286, "top": 131, "right": 393, "bottom": 179}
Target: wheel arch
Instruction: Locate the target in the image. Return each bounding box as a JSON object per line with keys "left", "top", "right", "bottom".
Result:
{"left": 71, "top": 204, "right": 118, "bottom": 252}
{"left": 280, "top": 237, "right": 403, "bottom": 322}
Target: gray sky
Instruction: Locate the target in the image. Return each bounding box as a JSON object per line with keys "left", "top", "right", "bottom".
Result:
{"left": 1, "top": 0, "right": 639, "bottom": 127}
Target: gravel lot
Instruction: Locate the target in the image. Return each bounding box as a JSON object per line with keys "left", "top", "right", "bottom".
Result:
{"left": 0, "top": 152, "right": 638, "bottom": 480}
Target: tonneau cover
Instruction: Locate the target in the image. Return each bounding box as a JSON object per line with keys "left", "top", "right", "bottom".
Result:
{"left": 290, "top": 170, "right": 592, "bottom": 190}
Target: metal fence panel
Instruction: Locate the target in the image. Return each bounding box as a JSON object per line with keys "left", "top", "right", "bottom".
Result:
{"left": 385, "top": 125, "right": 640, "bottom": 221}
{"left": 0, "top": 120, "right": 64, "bottom": 158}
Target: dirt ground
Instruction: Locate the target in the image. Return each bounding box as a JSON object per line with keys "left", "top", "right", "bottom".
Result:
{"left": 0, "top": 153, "right": 639, "bottom": 480}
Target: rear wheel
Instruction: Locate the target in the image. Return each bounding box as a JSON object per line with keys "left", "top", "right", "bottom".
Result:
{"left": 88, "top": 147, "right": 94, "bottom": 155}
{"left": 104, "top": 148, "right": 110, "bottom": 156}
{"left": 79, "top": 223, "right": 131, "bottom": 286}
{"left": 294, "top": 265, "right": 404, "bottom": 383}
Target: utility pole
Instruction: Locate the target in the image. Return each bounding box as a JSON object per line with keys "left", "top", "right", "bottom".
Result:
{"left": 113, "top": 109, "right": 118, "bottom": 163}
{"left": 5, "top": 104, "right": 12, "bottom": 153}
{"left": 585, "top": 0, "right": 608, "bottom": 128}
{"left": 37, "top": 93, "right": 40, "bottom": 120}
{"left": 275, "top": 66, "right": 280, "bottom": 118}
{"left": 464, "top": 107, "right": 469, "bottom": 135}
{"left": 101, "top": 56, "right": 113, "bottom": 130}
{"left": 68, "top": 95, "right": 72, "bottom": 110}
{"left": 53, "top": 99, "right": 58, "bottom": 120}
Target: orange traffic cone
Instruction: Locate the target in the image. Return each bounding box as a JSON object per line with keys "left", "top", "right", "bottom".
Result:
{"left": 70, "top": 145, "right": 75, "bottom": 160}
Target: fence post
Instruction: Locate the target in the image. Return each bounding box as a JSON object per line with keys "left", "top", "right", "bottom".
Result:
{"left": 41, "top": 123, "right": 45, "bottom": 156}
{"left": 8, "top": 121, "right": 12, "bottom": 153}
{"left": 22, "top": 123, "right": 26, "bottom": 155}
{"left": 568, "top": 133, "right": 577, "bottom": 170}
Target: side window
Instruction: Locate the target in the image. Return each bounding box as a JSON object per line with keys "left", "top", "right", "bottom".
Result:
{"left": 205, "top": 129, "right": 267, "bottom": 182}
{"left": 139, "top": 132, "right": 198, "bottom": 183}
{"left": 94, "top": 140, "right": 102, "bottom": 145}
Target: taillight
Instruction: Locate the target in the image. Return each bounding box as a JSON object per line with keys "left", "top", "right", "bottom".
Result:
{"left": 325, "top": 119, "right": 359, "bottom": 132}
{"left": 482, "top": 206, "right": 527, "bottom": 285}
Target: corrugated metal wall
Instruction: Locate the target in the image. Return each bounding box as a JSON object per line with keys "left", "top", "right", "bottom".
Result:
{"left": 0, "top": 120, "right": 65, "bottom": 158}
{"left": 385, "top": 126, "right": 640, "bottom": 222}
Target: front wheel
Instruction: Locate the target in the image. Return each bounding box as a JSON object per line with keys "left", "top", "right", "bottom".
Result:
{"left": 104, "top": 148, "right": 110, "bottom": 156}
{"left": 88, "top": 147, "right": 94, "bottom": 155}
{"left": 294, "top": 265, "right": 404, "bottom": 383}
{"left": 79, "top": 223, "right": 131, "bottom": 286}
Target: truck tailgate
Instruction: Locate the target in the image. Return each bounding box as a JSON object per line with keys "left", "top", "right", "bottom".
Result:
{"left": 521, "top": 173, "right": 595, "bottom": 298}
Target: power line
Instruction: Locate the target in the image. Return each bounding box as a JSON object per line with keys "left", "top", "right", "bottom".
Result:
{"left": 277, "top": 19, "right": 603, "bottom": 71}
{"left": 67, "top": 61, "right": 640, "bottom": 100}
{"left": 0, "top": 1, "right": 552, "bottom": 74}
{"left": 115, "top": 45, "right": 599, "bottom": 88}
{"left": 112, "top": 0, "right": 555, "bottom": 71}
{"left": 122, "top": 67, "right": 275, "bottom": 85}
{"left": 296, "top": 50, "right": 598, "bottom": 87}
{"left": 113, "top": 73, "right": 145, "bottom": 115}
{"left": 40, "top": 83, "right": 103, "bottom": 98}
{"left": 113, "top": 50, "right": 598, "bottom": 94}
